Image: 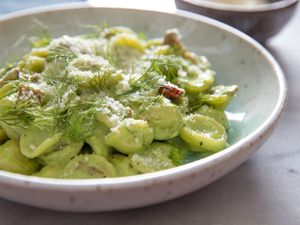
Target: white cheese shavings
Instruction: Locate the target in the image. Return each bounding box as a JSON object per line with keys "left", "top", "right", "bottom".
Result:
{"left": 67, "top": 54, "right": 113, "bottom": 78}
{"left": 178, "top": 69, "right": 187, "bottom": 77}
{"left": 28, "top": 82, "right": 55, "bottom": 97}
{"left": 124, "top": 118, "right": 137, "bottom": 127}
{"left": 188, "top": 65, "right": 201, "bottom": 75}
{"left": 69, "top": 54, "right": 111, "bottom": 71}
{"left": 157, "top": 77, "right": 166, "bottom": 85}
{"left": 96, "top": 97, "right": 130, "bottom": 129}
{"left": 104, "top": 97, "right": 125, "bottom": 112}
{"left": 60, "top": 87, "right": 75, "bottom": 109}
{"left": 49, "top": 35, "right": 93, "bottom": 55}
{"left": 116, "top": 78, "right": 131, "bottom": 94}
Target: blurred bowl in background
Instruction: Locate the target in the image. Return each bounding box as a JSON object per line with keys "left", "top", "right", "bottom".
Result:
{"left": 175, "top": 0, "right": 299, "bottom": 43}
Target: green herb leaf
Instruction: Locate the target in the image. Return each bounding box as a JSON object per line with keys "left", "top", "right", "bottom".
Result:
{"left": 29, "top": 19, "right": 51, "bottom": 48}
{"left": 47, "top": 47, "right": 76, "bottom": 64}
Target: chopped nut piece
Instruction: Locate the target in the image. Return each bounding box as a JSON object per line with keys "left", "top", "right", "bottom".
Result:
{"left": 159, "top": 84, "right": 185, "bottom": 100}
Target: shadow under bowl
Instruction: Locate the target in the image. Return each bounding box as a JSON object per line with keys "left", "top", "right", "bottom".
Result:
{"left": 175, "top": 0, "right": 299, "bottom": 43}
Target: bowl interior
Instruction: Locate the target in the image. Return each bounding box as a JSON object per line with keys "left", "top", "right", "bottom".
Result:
{"left": 0, "top": 6, "right": 282, "bottom": 158}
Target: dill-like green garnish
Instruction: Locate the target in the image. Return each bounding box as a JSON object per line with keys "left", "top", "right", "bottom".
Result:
{"left": 120, "top": 56, "right": 189, "bottom": 113}
{"left": 149, "top": 56, "right": 184, "bottom": 83}
{"left": 99, "top": 45, "right": 121, "bottom": 69}
{"left": 138, "top": 94, "right": 164, "bottom": 114}
{"left": 126, "top": 59, "right": 169, "bottom": 94}
{"left": 88, "top": 70, "right": 111, "bottom": 92}
{"left": 47, "top": 46, "right": 76, "bottom": 64}
{"left": 189, "top": 101, "right": 203, "bottom": 112}
{"left": 52, "top": 99, "right": 105, "bottom": 141}
{"left": 126, "top": 55, "right": 185, "bottom": 94}
{"left": 29, "top": 30, "right": 51, "bottom": 48}
{"left": 79, "top": 21, "right": 110, "bottom": 39}
{"left": 0, "top": 84, "right": 103, "bottom": 141}
{"left": 42, "top": 62, "right": 82, "bottom": 89}
{"left": 187, "top": 93, "right": 204, "bottom": 112}
{"left": 129, "top": 70, "right": 162, "bottom": 93}
{"left": 42, "top": 64, "right": 67, "bottom": 86}
{"left": 0, "top": 63, "right": 17, "bottom": 78}
{"left": 63, "top": 104, "right": 97, "bottom": 141}
{"left": 29, "top": 19, "right": 52, "bottom": 48}
{"left": 0, "top": 104, "right": 52, "bottom": 129}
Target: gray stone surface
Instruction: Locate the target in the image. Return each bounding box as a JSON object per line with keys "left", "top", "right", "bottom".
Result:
{"left": 0, "top": 1, "right": 299, "bottom": 224}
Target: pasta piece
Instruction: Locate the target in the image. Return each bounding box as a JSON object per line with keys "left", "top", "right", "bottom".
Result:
{"left": 33, "top": 165, "right": 63, "bottom": 178}
{"left": 201, "top": 85, "right": 238, "bottom": 109}
{"left": 67, "top": 54, "right": 115, "bottom": 89}
{"left": 0, "top": 67, "right": 19, "bottom": 87}
{"left": 0, "top": 128, "right": 8, "bottom": 144}
{"left": 95, "top": 97, "right": 129, "bottom": 128}
{"left": 105, "top": 118, "right": 153, "bottom": 154}
{"left": 38, "top": 142, "right": 83, "bottom": 166}
{"left": 31, "top": 48, "right": 49, "bottom": 58}
{"left": 0, "top": 83, "right": 16, "bottom": 100}
{"left": 108, "top": 154, "right": 139, "bottom": 177}
{"left": 0, "top": 123, "right": 22, "bottom": 140}
{"left": 20, "top": 126, "right": 63, "bottom": 158}
{"left": 85, "top": 125, "right": 112, "bottom": 156}
{"left": 100, "top": 26, "right": 136, "bottom": 39}
{"left": 109, "top": 33, "right": 145, "bottom": 69}
{"left": 62, "top": 154, "right": 116, "bottom": 179}
{"left": 178, "top": 67, "right": 215, "bottom": 93}
{"left": 130, "top": 142, "right": 179, "bottom": 173}
{"left": 145, "top": 38, "right": 163, "bottom": 49}
{"left": 195, "top": 105, "right": 229, "bottom": 130}
{"left": 180, "top": 114, "right": 227, "bottom": 152}
{"left": 0, "top": 93, "right": 25, "bottom": 139}
{"left": 0, "top": 140, "right": 38, "bottom": 175}
{"left": 141, "top": 100, "right": 183, "bottom": 140}
{"left": 23, "top": 55, "right": 46, "bottom": 73}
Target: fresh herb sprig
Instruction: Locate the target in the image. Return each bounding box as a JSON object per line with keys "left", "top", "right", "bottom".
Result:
{"left": 88, "top": 70, "right": 111, "bottom": 92}
{"left": 149, "top": 56, "right": 184, "bottom": 82}
{"left": 138, "top": 94, "right": 164, "bottom": 114}
{"left": 0, "top": 103, "right": 53, "bottom": 129}
{"left": 52, "top": 99, "right": 105, "bottom": 141}
{"left": 29, "top": 19, "right": 52, "bottom": 48}
{"left": 127, "top": 55, "right": 185, "bottom": 93}
{"left": 47, "top": 46, "right": 76, "bottom": 64}
{"left": 79, "top": 21, "right": 110, "bottom": 39}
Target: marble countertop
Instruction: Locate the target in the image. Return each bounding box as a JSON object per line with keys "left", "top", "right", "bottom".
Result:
{"left": 0, "top": 1, "right": 299, "bottom": 224}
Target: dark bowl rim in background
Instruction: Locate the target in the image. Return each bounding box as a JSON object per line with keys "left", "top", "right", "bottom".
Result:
{"left": 178, "top": 0, "right": 299, "bottom": 12}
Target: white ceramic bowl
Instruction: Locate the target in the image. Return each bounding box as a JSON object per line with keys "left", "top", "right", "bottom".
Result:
{"left": 0, "top": 3, "right": 287, "bottom": 212}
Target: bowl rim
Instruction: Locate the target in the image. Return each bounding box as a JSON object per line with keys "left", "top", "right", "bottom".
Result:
{"left": 177, "top": 0, "right": 299, "bottom": 12}
{"left": 0, "top": 2, "right": 287, "bottom": 190}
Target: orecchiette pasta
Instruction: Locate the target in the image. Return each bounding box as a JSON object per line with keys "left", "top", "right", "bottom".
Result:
{"left": 0, "top": 24, "right": 237, "bottom": 178}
